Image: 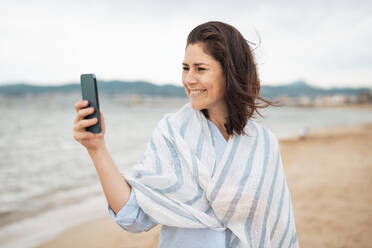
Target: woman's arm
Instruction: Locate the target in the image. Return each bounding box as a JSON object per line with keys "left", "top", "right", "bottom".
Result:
{"left": 87, "top": 145, "right": 131, "bottom": 214}
{"left": 73, "top": 100, "right": 130, "bottom": 214}
{"left": 89, "top": 144, "right": 157, "bottom": 231}
{"left": 73, "top": 100, "right": 157, "bottom": 231}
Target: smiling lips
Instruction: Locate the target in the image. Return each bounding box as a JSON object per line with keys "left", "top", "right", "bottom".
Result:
{"left": 189, "top": 89, "right": 207, "bottom": 96}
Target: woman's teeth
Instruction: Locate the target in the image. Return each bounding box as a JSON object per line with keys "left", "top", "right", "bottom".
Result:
{"left": 190, "top": 89, "right": 206, "bottom": 96}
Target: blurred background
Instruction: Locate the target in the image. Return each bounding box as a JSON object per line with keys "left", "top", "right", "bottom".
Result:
{"left": 0, "top": 1, "right": 371, "bottom": 247}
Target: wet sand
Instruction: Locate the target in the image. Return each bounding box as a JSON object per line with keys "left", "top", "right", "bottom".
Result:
{"left": 38, "top": 123, "right": 372, "bottom": 248}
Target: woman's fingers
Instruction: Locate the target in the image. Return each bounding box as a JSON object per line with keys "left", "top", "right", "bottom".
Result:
{"left": 74, "top": 118, "right": 98, "bottom": 131}
{"left": 74, "top": 100, "right": 89, "bottom": 112}
{"left": 74, "top": 107, "right": 95, "bottom": 124}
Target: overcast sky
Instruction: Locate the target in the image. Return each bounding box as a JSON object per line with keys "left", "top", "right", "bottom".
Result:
{"left": 1, "top": 0, "right": 371, "bottom": 88}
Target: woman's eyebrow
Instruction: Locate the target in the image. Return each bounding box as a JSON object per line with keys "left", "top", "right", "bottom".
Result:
{"left": 182, "top": 62, "right": 210, "bottom": 66}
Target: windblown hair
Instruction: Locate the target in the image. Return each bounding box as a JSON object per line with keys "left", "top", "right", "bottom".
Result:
{"left": 186, "top": 21, "right": 274, "bottom": 136}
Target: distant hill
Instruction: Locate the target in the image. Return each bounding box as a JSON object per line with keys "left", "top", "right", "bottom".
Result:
{"left": 0, "top": 80, "right": 370, "bottom": 99}
{"left": 0, "top": 80, "right": 187, "bottom": 97}
{"left": 261, "top": 80, "right": 371, "bottom": 99}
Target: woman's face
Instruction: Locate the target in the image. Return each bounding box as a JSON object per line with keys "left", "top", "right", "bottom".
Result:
{"left": 182, "top": 42, "right": 226, "bottom": 112}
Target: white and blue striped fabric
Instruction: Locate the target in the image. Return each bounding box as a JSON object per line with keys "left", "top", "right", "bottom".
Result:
{"left": 124, "top": 103, "right": 298, "bottom": 247}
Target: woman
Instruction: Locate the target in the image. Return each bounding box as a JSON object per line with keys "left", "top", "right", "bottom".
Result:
{"left": 73, "top": 21, "right": 298, "bottom": 247}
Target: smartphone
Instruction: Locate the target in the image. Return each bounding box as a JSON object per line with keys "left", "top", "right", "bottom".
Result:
{"left": 80, "top": 74, "right": 101, "bottom": 133}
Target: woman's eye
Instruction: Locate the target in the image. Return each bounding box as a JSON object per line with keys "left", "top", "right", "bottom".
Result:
{"left": 198, "top": 68, "right": 206, "bottom": 71}
{"left": 183, "top": 67, "right": 189, "bottom": 71}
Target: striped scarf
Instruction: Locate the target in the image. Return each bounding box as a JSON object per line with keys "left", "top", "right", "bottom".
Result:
{"left": 124, "top": 103, "right": 298, "bottom": 247}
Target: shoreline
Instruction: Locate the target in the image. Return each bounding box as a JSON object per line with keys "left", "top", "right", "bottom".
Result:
{"left": 1, "top": 122, "right": 371, "bottom": 248}
{"left": 279, "top": 122, "right": 372, "bottom": 141}
{"left": 0, "top": 194, "right": 108, "bottom": 248}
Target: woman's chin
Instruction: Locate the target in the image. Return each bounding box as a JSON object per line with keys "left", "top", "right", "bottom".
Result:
{"left": 189, "top": 101, "right": 205, "bottom": 111}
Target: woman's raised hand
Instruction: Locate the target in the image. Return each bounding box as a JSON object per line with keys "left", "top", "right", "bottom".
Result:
{"left": 73, "top": 100, "right": 106, "bottom": 151}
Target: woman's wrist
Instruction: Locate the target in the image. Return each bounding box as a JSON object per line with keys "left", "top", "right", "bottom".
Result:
{"left": 87, "top": 142, "right": 107, "bottom": 156}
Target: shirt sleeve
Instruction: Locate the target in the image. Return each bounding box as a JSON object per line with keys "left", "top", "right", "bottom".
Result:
{"left": 108, "top": 188, "right": 158, "bottom": 233}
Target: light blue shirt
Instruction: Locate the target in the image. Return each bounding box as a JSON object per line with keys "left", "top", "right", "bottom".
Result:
{"left": 108, "top": 119, "right": 230, "bottom": 247}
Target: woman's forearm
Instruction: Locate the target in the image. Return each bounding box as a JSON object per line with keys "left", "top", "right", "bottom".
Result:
{"left": 87, "top": 145, "right": 131, "bottom": 214}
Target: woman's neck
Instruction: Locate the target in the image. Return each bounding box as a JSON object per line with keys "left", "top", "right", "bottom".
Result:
{"left": 207, "top": 104, "right": 230, "bottom": 141}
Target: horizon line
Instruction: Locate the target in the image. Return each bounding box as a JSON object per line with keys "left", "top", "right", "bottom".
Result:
{"left": 0, "top": 79, "right": 371, "bottom": 90}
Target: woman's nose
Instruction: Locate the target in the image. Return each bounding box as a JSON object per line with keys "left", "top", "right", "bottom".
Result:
{"left": 185, "top": 71, "right": 197, "bottom": 85}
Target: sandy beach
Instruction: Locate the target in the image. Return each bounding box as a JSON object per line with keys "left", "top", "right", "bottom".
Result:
{"left": 37, "top": 123, "right": 372, "bottom": 248}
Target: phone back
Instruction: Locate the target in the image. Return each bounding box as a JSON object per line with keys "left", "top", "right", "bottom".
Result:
{"left": 80, "top": 74, "right": 101, "bottom": 133}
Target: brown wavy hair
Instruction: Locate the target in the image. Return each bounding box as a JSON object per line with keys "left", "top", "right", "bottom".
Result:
{"left": 186, "top": 21, "right": 274, "bottom": 136}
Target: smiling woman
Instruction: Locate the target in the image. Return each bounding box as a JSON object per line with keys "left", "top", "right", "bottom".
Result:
{"left": 73, "top": 21, "right": 298, "bottom": 248}
{"left": 182, "top": 24, "right": 274, "bottom": 142}
{"left": 182, "top": 43, "right": 227, "bottom": 138}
